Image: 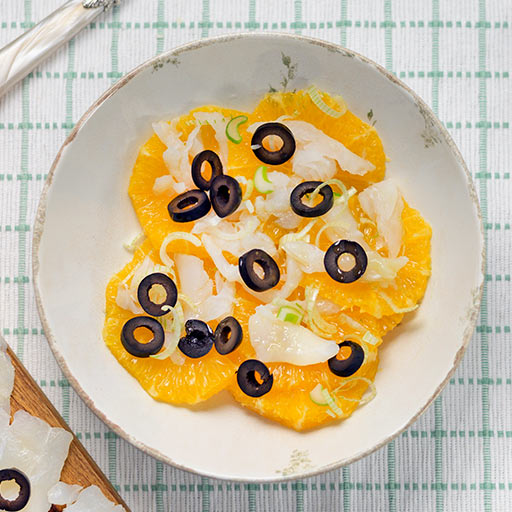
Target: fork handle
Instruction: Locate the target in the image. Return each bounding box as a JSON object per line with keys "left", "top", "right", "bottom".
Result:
{"left": 0, "top": 0, "right": 109, "bottom": 98}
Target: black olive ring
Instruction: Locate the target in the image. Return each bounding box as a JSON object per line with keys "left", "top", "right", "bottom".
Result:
{"left": 178, "top": 319, "right": 214, "bottom": 359}
{"left": 168, "top": 189, "right": 211, "bottom": 223}
{"left": 0, "top": 468, "right": 31, "bottom": 512}
{"left": 210, "top": 175, "right": 243, "bottom": 218}
{"left": 328, "top": 341, "right": 365, "bottom": 377}
{"left": 191, "top": 150, "right": 223, "bottom": 190}
{"left": 324, "top": 240, "right": 368, "bottom": 284}
{"left": 137, "top": 272, "right": 178, "bottom": 317}
{"left": 290, "top": 181, "right": 334, "bottom": 218}
{"left": 251, "top": 122, "right": 296, "bottom": 165}
{"left": 237, "top": 359, "right": 274, "bottom": 397}
{"left": 238, "top": 249, "right": 281, "bottom": 292}
{"left": 121, "top": 316, "right": 165, "bottom": 358}
{"left": 214, "top": 316, "right": 243, "bottom": 355}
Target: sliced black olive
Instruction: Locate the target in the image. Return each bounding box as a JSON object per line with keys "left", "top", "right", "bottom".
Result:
{"left": 168, "top": 189, "right": 211, "bottom": 222}
{"left": 251, "top": 122, "right": 296, "bottom": 165}
{"left": 237, "top": 359, "right": 273, "bottom": 397}
{"left": 209, "top": 175, "right": 243, "bottom": 218}
{"left": 324, "top": 240, "right": 368, "bottom": 283}
{"left": 0, "top": 469, "right": 30, "bottom": 512}
{"left": 191, "top": 150, "right": 223, "bottom": 190}
{"left": 238, "top": 249, "right": 280, "bottom": 292}
{"left": 137, "top": 272, "right": 178, "bottom": 317}
{"left": 178, "top": 319, "right": 214, "bottom": 358}
{"left": 290, "top": 181, "right": 334, "bottom": 217}
{"left": 121, "top": 316, "right": 164, "bottom": 358}
{"left": 214, "top": 316, "right": 243, "bottom": 355}
{"left": 185, "top": 319, "right": 213, "bottom": 337}
{"left": 328, "top": 341, "right": 365, "bottom": 377}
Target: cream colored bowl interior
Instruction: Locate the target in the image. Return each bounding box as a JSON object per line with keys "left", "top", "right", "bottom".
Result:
{"left": 34, "top": 34, "right": 483, "bottom": 481}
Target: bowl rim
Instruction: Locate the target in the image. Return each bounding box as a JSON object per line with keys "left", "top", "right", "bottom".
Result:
{"left": 32, "top": 32, "right": 485, "bottom": 482}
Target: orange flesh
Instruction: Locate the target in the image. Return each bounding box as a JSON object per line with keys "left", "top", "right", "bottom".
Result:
{"left": 104, "top": 89, "right": 432, "bottom": 430}
{"left": 103, "top": 240, "right": 236, "bottom": 405}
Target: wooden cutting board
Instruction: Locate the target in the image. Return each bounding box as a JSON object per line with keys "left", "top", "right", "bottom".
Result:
{"left": 7, "top": 347, "right": 130, "bottom": 511}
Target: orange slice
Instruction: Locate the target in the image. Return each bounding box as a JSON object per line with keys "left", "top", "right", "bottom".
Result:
{"left": 303, "top": 200, "right": 432, "bottom": 319}
{"left": 249, "top": 89, "right": 386, "bottom": 189}
{"left": 128, "top": 106, "right": 252, "bottom": 261}
{"left": 103, "top": 240, "right": 236, "bottom": 405}
{"left": 228, "top": 313, "right": 380, "bottom": 431}
{"left": 108, "top": 91, "right": 432, "bottom": 430}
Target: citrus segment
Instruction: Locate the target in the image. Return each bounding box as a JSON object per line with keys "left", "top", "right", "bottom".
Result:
{"left": 128, "top": 106, "right": 252, "bottom": 262}
{"left": 103, "top": 240, "right": 236, "bottom": 405}
{"left": 229, "top": 316, "right": 380, "bottom": 431}
{"left": 250, "top": 90, "right": 386, "bottom": 189}
{"left": 302, "top": 201, "right": 431, "bottom": 319}
{"left": 105, "top": 90, "right": 432, "bottom": 430}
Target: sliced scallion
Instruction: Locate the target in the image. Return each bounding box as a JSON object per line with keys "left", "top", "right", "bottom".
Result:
{"left": 362, "top": 331, "right": 380, "bottom": 346}
{"left": 243, "top": 178, "right": 254, "bottom": 200}
{"left": 307, "top": 85, "right": 347, "bottom": 118}
{"left": 309, "top": 384, "right": 329, "bottom": 406}
{"left": 277, "top": 305, "right": 303, "bottom": 325}
{"left": 321, "top": 388, "right": 345, "bottom": 418}
{"left": 123, "top": 232, "right": 146, "bottom": 253}
{"left": 226, "top": 115, "right": 248, "bottom": 144}
{"left": 254, "top": 165, "right": 274, "bottom": 194}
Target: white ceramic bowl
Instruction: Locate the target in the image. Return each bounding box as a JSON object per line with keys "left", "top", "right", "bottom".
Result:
{"left": 33, "top": 34, "right": 484, "bottom": 481}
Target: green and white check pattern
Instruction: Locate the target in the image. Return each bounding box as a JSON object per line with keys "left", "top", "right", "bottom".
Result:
{"left": 0, "top": 1, "right": 510, "bottom": 510}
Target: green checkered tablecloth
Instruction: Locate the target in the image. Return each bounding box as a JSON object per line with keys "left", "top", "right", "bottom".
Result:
{"left": 0, "top": 1, "right": 510, "bottom": 510}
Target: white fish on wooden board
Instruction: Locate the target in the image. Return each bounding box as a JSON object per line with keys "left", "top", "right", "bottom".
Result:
{"left": 48, "top": 483, "right": 125, "bottom": 511}
{"left": 0, "top": 410, "right": 72, "bottom": 511}
{"left": 0, "top": 341, "right": 128, "bottom": 511}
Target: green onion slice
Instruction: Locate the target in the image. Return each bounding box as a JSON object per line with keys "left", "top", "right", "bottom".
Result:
{"left": 226, "top": 115, "right": 248, "bottom": 144}
{"left": 277, "top": 305, "right": 304, "bottom": 325}
{"left": 307, "top": 85, "right": 347, "bottom": 118}
{"left": 254, "top": 165, "right": 274, "bottom": 194}
{"left": 309, "top": 384, "right": 329, "bottom": 406}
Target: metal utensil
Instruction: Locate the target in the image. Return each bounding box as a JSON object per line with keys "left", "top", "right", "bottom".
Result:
{"left": 0, "top": 0, "right": 119, "bottom": 98}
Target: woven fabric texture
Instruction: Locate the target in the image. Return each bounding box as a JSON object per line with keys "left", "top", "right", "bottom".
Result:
{"left": 0, "top": 0, "right": 510, "bottom": 510}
